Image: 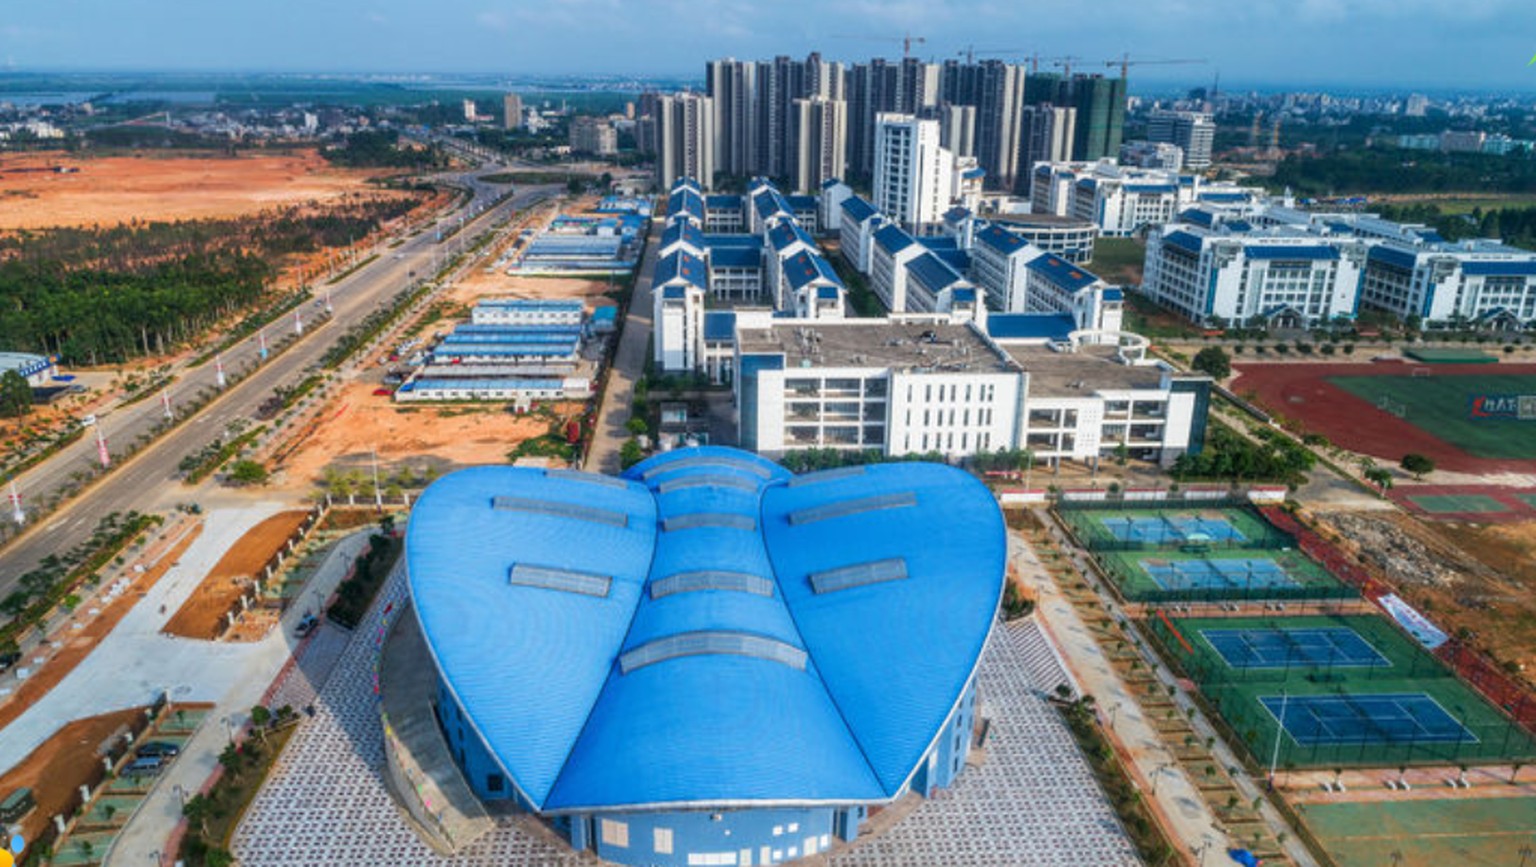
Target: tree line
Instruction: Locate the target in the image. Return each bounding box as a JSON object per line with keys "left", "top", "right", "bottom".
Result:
{"left": 1375, "top": 203, "right": 1536, "bottom": 250}
{"left": 321, "top": 130, "right": 447, "bottom": 169}
{"left": 1270, "top": 146, "right": 1536, "bottom": 197}
{"left": 0, "top": 197, "right": 420, "bottom": 366}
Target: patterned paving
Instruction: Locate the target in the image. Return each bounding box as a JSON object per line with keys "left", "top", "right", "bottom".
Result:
{"left": 233, "top": 569, "right": 1137, "bottom": 866}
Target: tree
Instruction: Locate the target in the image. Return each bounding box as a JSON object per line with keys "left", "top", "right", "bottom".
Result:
{"left": 0, "top": 370, "right": 31, "bottom": 418}
{"left": 183, "top": 794, "right": 214, "bottom": 835}
{"left": 1185, "top": 345, "right": 1234, "bottom": 379}
{"left": 226, "top": 459, "right": 269, "bottom": 486}
{"left": 619, "top": 438, "right": 643, "bottom": 470}
{"left": 1365, "top": 466, "right": 1394, "bottom": 494}
{"left": 625, "top": 416, "right": 649, "bottom": 437}
{"left": 1400, "top": 453, "right": 1435, "bottom": 479}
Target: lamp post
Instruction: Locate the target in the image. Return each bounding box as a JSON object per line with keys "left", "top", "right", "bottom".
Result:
{"left": 1267, "top": 689, "right": 1289, "bottom": 787}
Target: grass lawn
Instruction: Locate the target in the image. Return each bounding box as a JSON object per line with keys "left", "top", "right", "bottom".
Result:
{"left": 1328, "top": 374, "right": 1536, "bottom": 459}
{"left": 1089, "top": 236, "right": 1146, "bottom": 284}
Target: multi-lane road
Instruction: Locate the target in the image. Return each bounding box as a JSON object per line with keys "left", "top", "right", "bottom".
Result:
{"left": 0, "top": 168, "right": 557, "bottom": 599}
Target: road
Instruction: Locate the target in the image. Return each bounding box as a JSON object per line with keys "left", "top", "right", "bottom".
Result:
{"left": 585, "top": 218, "right": 658, "bottom": 474}
{"left": 0, "top": 172, "right": 557, "bottom": 600}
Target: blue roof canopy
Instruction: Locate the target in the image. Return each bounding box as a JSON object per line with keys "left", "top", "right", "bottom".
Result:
{"left": 840, "top": 196, "right": 878, "bottom": 222}
{"left": 1026, "top": 254, "right": 1103, "bottom": 292}
{"left": 1244, "top": 245, "right": 1340, "bottom": 261}
{"left": 407, "top": 448, "right": 1003, "bottom": 812}
{"left": 874, "top": 224, "right": 916, "bottom": 255}
{"left": 986, "top": 312, "right": 1077, "bottom": 341}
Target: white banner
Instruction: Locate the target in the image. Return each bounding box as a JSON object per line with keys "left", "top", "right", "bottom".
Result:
{"left": 1378, "top": 593, "right": 1449, "bottom": 650}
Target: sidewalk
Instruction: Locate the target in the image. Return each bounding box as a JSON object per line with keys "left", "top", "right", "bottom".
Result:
{"left": 585, "top": 219, "right": 659, "bottom": 474}
{"left": 103, "top": 528, "right": 372, "bottom": 867}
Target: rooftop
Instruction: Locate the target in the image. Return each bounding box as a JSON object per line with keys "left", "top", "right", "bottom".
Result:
{"left": 984, "top": 212, "right": 1095, "bottom": 229}
{"left": 1003, "top": 344, "right": 1172, "bottom": 397}
{"left": 738, "top": 321, "right": 1014, "bottom": 374}
{"left": 406, "top": 447, "right": 1003, "bottom": 812}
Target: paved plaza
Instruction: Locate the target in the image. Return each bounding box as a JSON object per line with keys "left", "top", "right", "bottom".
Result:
{"left": 232, "top": 567, "right": 1138, "bottom": 866}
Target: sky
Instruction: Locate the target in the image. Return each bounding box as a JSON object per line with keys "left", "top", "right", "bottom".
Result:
{"left": 3, "top": 0, "right": 1535, "bottom": 92}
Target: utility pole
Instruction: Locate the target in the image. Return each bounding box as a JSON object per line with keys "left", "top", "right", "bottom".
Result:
{"left": 293, "top": 309, "right": 303, "bottom": 336}
{"left": 215, "top": 354, "right": 227, "bottom": 389}
{"left": 8, "top": 480, "right": 23, "bottom": 525}
{"left": 258, "top": 330, "right": 269, "bottom": 361}
{"left": 160, "top": 390, "right": 173, "bottom": 420}
{"left": 371, "top": 446, "right": 383, "bottom": 511}
{"left": 95, "top": 423, "right": 110, "bottom": 469}
{"left": 1268, "top": 689, "right": 1289, "bottom": 785}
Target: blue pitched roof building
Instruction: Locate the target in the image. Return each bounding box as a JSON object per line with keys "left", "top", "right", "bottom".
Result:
{"left": 406, "top": 447, "right": 1003, "bottom": 866}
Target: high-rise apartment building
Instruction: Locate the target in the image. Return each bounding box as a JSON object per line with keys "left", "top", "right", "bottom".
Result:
{"left": 706, "top": 58, "right": 758, "bottom": 176}
{"left": 1026, "top": 73, "right": 1126, "bottom": 161}
{"left": 570, "top": 117, "right": 618, "bottom": 155}
{"left": 1018, "top": 105, "right": 1076, "bottom": 177}
{"left": 653, "top": 93, "right": 716, "bottom": 190}
{"left": 503, "top": 93, "right": 523, "bottom": 130}
{"left": 940, "top": 60, "right": 1027, "bottom": 193}
{"left": 789, "top": 96, "right": 848, "bottom": 193}
{"left": 1147, "top": 110, "right": 1215, "bottom": 169}
{"left": 939, "top": 104, "right": 976, "bottom": 159}
{"left": 873, "top": 113, "right": 953, "bottom": 233}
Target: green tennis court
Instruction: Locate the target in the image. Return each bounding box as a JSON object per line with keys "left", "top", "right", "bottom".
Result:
{"left": 1402, "top": 347, "right": 1497, "bottom": 364}
{"left": 1408, "top": 494, "right": 1512, "bottom": 514}
{"left": 1517, "top": 493, "right": 1536, "bottom": 509}
{"left": 1058, "top": 504, "right": 1290, "bottom": 551}
{"left": 1100, "top": 547, "right": 1349, "bottom": 603}
{"left": 1145, "top": 613, "right": 1536, "bottom": 768}
{"left": 1303, "top": 797, "right": 1536, "bottom": 866}
{"left": 1328, "top": 374, "right": 1536, "bottom": 459}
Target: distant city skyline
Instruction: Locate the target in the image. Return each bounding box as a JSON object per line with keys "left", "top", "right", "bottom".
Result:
{"left": 3, "top": 0, "right": 1535, "bottom": 92}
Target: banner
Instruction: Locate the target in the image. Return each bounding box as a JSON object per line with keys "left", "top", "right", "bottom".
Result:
{"left": 1378, "top": 593, "right": 1448, "bottom": 650}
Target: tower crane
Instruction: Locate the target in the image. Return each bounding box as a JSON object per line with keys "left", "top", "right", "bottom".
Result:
{"left": 833, "top": 33, "right": 928, "bottom": 58}
{"left": 1103, "top": 54, "right": 1207, "bottom": 80}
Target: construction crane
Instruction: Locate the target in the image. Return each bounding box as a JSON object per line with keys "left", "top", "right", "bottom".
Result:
{"left": 958, "top": 49, "right": 1073, "bottom": 74}
{"left": 834, "top": 33, "right": 928, "bottom": 58}
{"left": 1048, "top": 56, "right": 1082, "bottom": 77}
{"left": 1104, "top": 54, "right": 1207, "bottom": 80}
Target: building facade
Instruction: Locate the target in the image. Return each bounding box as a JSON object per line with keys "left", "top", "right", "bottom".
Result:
{"left": 873, "top": 113, "right": 953, "bottom": 234}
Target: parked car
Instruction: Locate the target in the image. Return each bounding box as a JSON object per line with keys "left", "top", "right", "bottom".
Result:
{"left": 0, "top": 651, "right": 20, "bottom": 672}
{"left": 135, "top": 741, "right": 181, "bottom": 758}
{"left": 295, "top": 614, "right": 320, "bottom": 638}
{"left": 123, "top": 756, "right": 164, "bottom": 775}
{"left": 373, "top": 387, "right": 393, "bottom": 397}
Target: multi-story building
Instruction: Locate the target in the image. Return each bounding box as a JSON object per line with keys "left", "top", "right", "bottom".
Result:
{"left": 653, "top": 93, "right": 716, "bottom": 190}
{"left": 1018, "top": 104, "right": 1076, "bottom": 181}
{"left": 838, "top": 195, "right": 885, "bottom": 273}
{"left": 706, "top": 58, "right": 758, "bottom": 176}
{"left": 869, "top": 224, "right": 924, "bottom": 312}
{"left": 940, "top": 60, "right": 1028, "bottom": 194}
{"left": 570, "top": 117, "right": 618, "bottom": 155}
{"left": 976, "top": 212, "right": 1098, "bottom": 264}
{"left": 503, "top": 93, "right": 523, "bottom": 130}
{"left": 1146, "top": 110, "right": 1215, "bottom": 169}
{"left": 789, "top": 96, "right": 847, "bottom": 193}
{"left": 1030, "top": 161, "right": 1260, "bottom": 237}
{"left": 873, "top": 113, "right": 953, "bottom": 234}
{"left": 1025, "top": 73, "right": 1127, "bottom": 161}
{"left": 968, "top": 223, "right": 1119, "bottom": 330}
{"left": 732, "top": 307, "right": 1209, "bottom": 465}
{"left": 1143, "top": 222, "right": 1367, "bottom": 328}
{"left": 1118, "top": 140, "right": 1184, "bottom": 171}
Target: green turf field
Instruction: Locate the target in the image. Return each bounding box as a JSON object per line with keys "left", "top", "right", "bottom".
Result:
{"left": 1058, "top": 505, "right": 1290, "bottom": 551}
{"left": 1328, "top": 374, "right": 1536, "bottom": 459}
{"left": 1100, "top": 547, "right": 1349, "bottom": 603}
{"left": 1408, "top": 494, "right": 1512, "bottom": 514}
{"left": 1147, "top": 614, "right": 1536, "bottom": 768}
{"left": 1302, "top": 797, "right": 1536, "bottom": 866}
{"left": 1402, "top": 347, "right": 1497, "bottom": 364}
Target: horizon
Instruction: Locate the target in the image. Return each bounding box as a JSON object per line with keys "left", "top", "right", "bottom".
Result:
{"left": 2, "top": 0, "right": 1535, "bottom": 93}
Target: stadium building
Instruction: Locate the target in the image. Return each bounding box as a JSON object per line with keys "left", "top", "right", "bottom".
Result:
{"left": 404, "top": 447, "right": 1004, "bottom": 866}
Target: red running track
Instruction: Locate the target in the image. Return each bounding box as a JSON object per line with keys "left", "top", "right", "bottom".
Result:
{"left": 1230, "top": 361, "right": 1536, "bottom": 474}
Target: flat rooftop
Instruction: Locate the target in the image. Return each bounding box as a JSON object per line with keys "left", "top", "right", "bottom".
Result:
{"left": 738, "top": 321, "right": 1015, "bottom": 374}
{"left": 986, "top": 212, "right": 1096, "bottom": 228}
{"left": 1003, "top": 343, "right": 1171, "bottom": 396}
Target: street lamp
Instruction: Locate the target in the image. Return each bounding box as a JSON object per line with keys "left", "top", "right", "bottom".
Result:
{"left": 171, "top": 784, "right": 187, "bottom": 808}
{"left": 220, "top": 714, "right": 235, "bottom": 743}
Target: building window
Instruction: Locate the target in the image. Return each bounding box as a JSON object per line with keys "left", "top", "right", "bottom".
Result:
{"left": 601, "top": 819, "right": 629, "bottom": 848}
{"left": 788, "top": 823, "right": 799, "bottom": 833}
{"left": 486, "top": 774, "right": 504, "bottom": 793}
{"left": 655, "top": 828, "right": 674, "bottom": 854}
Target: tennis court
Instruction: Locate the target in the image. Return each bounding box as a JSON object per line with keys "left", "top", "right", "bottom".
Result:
{"left": 1304, "top": 797, "right": 1536, "bottom": 867}
{"left": 1100, "top": 547, "right": 1349, "bottom": 603}
{"left": 1101, "top": 514, "right": 1246, "bottom": 544}
{"left": 1202, "top": 627, "right": 1390, "bottom": 670}
{"left": 1261, "top": 693, "right": 1474, "bottom": 747}
{"left": 1407, "top": 494, "right": 1511, "bottom": 514}
{"left": 1146, "top": 614, "right": 1536, "bottom": 767}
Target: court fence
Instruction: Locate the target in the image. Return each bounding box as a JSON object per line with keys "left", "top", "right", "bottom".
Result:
{"left": 1056, "top": 499, "right": 1298, "bottom": 554}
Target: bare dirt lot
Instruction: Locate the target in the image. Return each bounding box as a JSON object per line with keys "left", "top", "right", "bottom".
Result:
{"left": 269, "top": 382, "right": 582, "bottom": 490}
{"left": 163, "top": 511, "right": 309, "bottom": 640}
{"left": 0, "top": 706, "right": 145, "bottom": 848}
{"left": 0, "top": 150, "right": 400, "bottom": 230}
{"left": 446, "top": 268, "right": 618, "bottom": 310}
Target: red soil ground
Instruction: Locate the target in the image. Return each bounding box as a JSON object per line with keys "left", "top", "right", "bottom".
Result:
{"left": 1229, "top": 361, "right": 1536, "bottom": 474}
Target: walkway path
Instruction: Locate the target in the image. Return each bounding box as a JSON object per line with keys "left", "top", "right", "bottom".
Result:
{"left": 106, "top": 528, "right": 372, "bottom": 866}
{"left": 585, "top": 219, "right": 658, "bottom": 474}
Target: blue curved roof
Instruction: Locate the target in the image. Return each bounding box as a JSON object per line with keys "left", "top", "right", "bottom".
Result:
{"left": 407, "top": 446, "right": 1004, "bottom": 813}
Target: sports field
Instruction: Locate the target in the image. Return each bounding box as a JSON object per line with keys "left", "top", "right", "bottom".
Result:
{"left": 1147, "top": 614, "right": 1536, "bottom": 767}
{"left": 1328, "top": 373, "right": 1536, "bottom": 460}
{"left": 1303, "top": 797, "right": 1536, "bottom": 866}
{"left": 1059, "top": 505, "right": 1290, "bottom": 551}
{"left": 1099, "top": 547, "right": 1349, "bottom": 602}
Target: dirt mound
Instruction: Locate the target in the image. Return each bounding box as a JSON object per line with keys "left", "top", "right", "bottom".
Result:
{"left": 163, "top": 511, "right": 309, "bottom": 640}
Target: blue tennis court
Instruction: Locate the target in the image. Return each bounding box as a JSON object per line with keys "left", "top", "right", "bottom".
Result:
{"left": 1260, "top": 693, "right": 1476, "bottom": 746}
{"left": 1102, "top": 514, "right": 1245, "bottom": 544}
{"left": 1202, "top": 627, "right": 1390, "bottom": 669}
{"left": 1140, "top": 557, "right": 1297, "bottom": 591}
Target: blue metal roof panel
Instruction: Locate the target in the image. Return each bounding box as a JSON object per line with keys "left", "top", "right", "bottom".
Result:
{"left": 873, "top": 224, "right": 916, "bottom": 255}
{"left": 975, "top": 223, "right": 1029, "bottom": 255}
{"left": 1102, "top": 287, "right": 1124, "bottom": 301}
{"left": 935, "top": 249, "right": 971, "bottom": 272}
{"left": 1162, "top": 230, "right": 1205, "bottom": 255}
{"left": 986, "top": 312, "right": 1078, "bottom": 340}
{"left": 1026, "top": 254, "right": 1102, "bottom": 292}
{"left": 1197, "top": 191, "right": 1250, "bottom": 203}
{"left": 703, "top": 312, "right": 737, "bottom": 342}
{"left": 655, "top": 250, "right": 708, "bottom": 287}
{"left": 1245, "top": 245, "right": 1340, "bottom": 261}
{"left": 1124, "top": 183, "right": 1177, "bottom": 194}
{"left": 769, "top": 221, "right": 815, "bottom": 252}
{"left": 708, "top": 246, "right": 761, "bottom": 269}
{"left": 411, "top": 447, "right": 1002, "bottom": 811}
{"left": 705, "top": 194, "right": 743, "bottom": 211}
{"left": 783, "top": 251, "right": 842, "bottom": 290}
{"left": 1460, "top": 259, "right": 1536, "bottom": 276}
{"left": 661, "top": 220, "right": 705, "bottom": 251}
{"left": 785, "top": 195, "right": 817, "bottom": 211}
{"left": 840, "top": 196, "right": 878, "bottom": 222}
{"left": 906, "top": 253, "right": 964, "bottom": 295}
{"left": 1368, "top": 244, "right": 1419, "bottom": 270}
